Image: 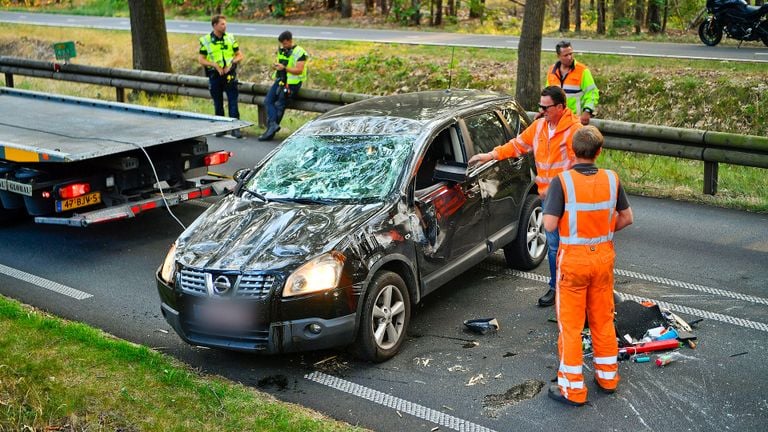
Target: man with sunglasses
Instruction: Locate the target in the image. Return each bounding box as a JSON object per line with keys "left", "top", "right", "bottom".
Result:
{"left": 469, "top": 86, "right": 581, "bottom": 307}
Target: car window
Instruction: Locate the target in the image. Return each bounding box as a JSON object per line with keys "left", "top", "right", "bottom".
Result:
{"left": 501, "top": 108, "right": 523, "bottom": 136}
{"left": 247, "top": 134, "right": 414, "bottom": 201}
{"left": 465, "top": 112, "right": 508, "bottom": 154}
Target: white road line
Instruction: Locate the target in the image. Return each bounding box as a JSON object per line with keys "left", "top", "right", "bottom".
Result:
{"left": 0, "top": 263, "right": 92, "bottom": 300}
{"left": 615, "top": 268, "right": 768, "bottom": 305}
{"left": 483, "top": 264, "right": 768, "bottom": 333}
{"left": 305, "top": 371, "right": 497, "bottom": 432}
{"left": 620, "top": 46, "right": 637, "bottom": 49}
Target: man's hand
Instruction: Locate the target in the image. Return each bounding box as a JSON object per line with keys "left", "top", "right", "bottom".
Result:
{"left": 468, "top": 152, "right": 493, "bottom": 166}
{"left": 215, "top": 65, "right": 225, "bottom": 75}
{"left": 580, "top": 111, "right": 592, "bottom": 125}
{"left": 222, "top": 65, "right": 231, "bottom": 75}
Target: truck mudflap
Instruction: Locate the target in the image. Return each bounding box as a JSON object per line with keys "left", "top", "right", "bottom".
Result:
{"left": 34, "top": 178, "right": 236, "bottom": 227}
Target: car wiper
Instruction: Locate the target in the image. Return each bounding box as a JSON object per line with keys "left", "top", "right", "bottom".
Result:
{"left": 287, "top": 197, "right": 338, "bottom": 205}
{"left": 241, "top": 187, "right": 268, "bottom": 202}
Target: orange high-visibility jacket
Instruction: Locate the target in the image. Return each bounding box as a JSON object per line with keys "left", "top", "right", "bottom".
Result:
{"left": 493, "top": 109, "right": 581, "bottom": 196}
{"left": 557, "top": 168, "right": 619, "bottom": 248}
{"left": 547, "top": 61, "right": 599, "bottom": 115}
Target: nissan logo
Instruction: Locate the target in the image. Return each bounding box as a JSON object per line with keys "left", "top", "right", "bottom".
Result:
{"left": 212, "top": 275, "right": 231, "bottom": 295}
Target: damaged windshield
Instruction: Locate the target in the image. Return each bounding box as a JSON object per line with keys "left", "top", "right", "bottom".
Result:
{"left": 247, "top": 134, "right": 415, "bottom": 201}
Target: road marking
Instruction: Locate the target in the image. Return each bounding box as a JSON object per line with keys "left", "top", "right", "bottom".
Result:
{"left": 0, "top": 263, "right": 92, "bottom": 300}
{"left": 305, "top": 371, "right": 497, "bottom": 432}
{"left": 620, "top": 46, "right": 637, "bottom": 49}
{"left": 755, "top": 52, "right": 768, "bottom": 56}
{"left": 482, "top": 263, "right": 768, "bottom": 333}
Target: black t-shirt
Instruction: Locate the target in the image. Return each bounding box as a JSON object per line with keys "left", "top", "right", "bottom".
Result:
{"left": 543, "top": 163, "right": 630, "bottom": 218}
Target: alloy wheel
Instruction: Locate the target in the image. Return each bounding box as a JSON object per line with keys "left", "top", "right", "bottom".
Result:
{"left": 371, "top": 284, "right": 406, "bottom": 350}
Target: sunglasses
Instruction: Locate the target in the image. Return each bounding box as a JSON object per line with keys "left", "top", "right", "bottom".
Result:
{"left": 538, "top": 104, "right": 556, "bottom": 111}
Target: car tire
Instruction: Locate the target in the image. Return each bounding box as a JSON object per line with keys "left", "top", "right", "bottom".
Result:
{"left": 355, "top": 271, "right": 411, "bottom": 362}
{"left": 503, "top": 194, "right": 547, "bottom": 270}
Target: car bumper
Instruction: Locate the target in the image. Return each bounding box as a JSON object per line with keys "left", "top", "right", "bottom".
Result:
{"left": 157, "top": 275, "right": 357, "bottom": 353}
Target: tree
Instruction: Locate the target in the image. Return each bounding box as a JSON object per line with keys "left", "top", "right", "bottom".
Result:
{"left": 613, "top": 0, "right": 627, "bottom": 27}
{"left": 597, "top": 0, "right": 606, "bottom": 34}
{"left": 635, "top": 0, "right": 645, "bottom": 34}
{"left": 559, "top": 0, "right": 570, "bottom": 32}
{"left": 574, "top": 0, "right": 582, "bottom": 32}
{"left": 341, "top": 0, "right": 352, "bottom": 17}
{"left": 515, "top": 0, "right": 545, "bottom": 111}
{"left": 127, "top": 0, "right": 171, "bottom": 73}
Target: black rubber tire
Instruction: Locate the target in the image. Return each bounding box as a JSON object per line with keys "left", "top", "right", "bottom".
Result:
{"left": 699, "top": 19, "right": 723, "bottom": 46}
{"left": 762, "top": 33, "right": 768, "bottom": 47}
{"left": 503, "top": 194, "right": 547, "bottom": 271}
{"left": 355, "top": 271, "right": 411, "bottom": 362}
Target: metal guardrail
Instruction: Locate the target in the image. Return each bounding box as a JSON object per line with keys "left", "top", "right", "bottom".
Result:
{"left": 2, "top": 56, "right": 767, "bottom": 196}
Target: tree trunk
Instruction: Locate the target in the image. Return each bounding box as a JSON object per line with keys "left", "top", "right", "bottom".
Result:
{"left": 559, "top": 0, "right": 570, "bottom": 32}
{"left": 662, "top": 0, "right": 669, "bottom": 33}
{"left": 597, "top": 0, "right": 606, "bottom": 34}
{"left": 515, "top": 0, "right": 545, "bottom": 111}
{"left": 447, "top": 0, "right": 455, "bottom": 17}
{"left": 574, "top": 0, "right": 582, "bottom": 32}
{"left": 328, "top": 0, "right": 336, "bottom": 10}
{"left": 411, "top": 0, "right": 422, "bottom": 24}
{"left": 381, "top": 0, "right": 388, "bottom": 15}
{"left": 366, "top": 0, "right": 374, "bottom": 14}
{"left": 433, "top": 0, "right": 443, "bottom": 25}
{"left": 127, "top": 0, "right": 171, "bottom": 73}
{"left": 341, "top": 0, "right": 352, "bottom": 18}
{"left": 635, "top": 0, "right": 644, "bottom": 34}
{"left": 647, "top": 0, "right": 661, "bottom": 33}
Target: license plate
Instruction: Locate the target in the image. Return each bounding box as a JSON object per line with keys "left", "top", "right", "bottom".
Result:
{"left": 193, "top": 302, "right": 255, "bottom": 329}
{"left": 6, "top": 180, "right": 32, "bottom": 196}
{"left": 0, "top": 179, "right": 6, "bottom": 190}
{"left": 56, "top": 191, "right": 102, "bottom": 212}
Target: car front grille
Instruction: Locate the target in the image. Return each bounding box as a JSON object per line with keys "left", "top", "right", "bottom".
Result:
{"left": 177, "top": 267, "right": 278, "bottom": 299}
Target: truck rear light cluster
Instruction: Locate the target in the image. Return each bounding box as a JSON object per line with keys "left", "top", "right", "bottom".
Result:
{"left": 58, "top": 182, "right": 91, "bottom": 199}
{"left": 204, "top": 151, "right": 232, "bottom": 166}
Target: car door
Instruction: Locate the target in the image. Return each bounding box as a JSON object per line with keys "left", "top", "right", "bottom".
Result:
{"left": 413, "top": 124, "right": 487, "bottom": 295}
{"left": 464, "top": 108, "right": 531, "bottom": 253}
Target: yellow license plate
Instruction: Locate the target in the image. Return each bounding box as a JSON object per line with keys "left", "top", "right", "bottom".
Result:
{"left": 56, "top": 191, "right": 101, "bottom": 212}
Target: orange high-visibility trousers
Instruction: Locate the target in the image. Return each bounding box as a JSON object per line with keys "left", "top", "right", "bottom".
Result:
{"left": 555, "top": 243, "right": 619, "bottom": 404}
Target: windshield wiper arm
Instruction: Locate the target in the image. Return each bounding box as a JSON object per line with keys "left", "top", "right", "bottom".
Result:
{"left": 241, "top": 187, "right": 268, "bottom": 202}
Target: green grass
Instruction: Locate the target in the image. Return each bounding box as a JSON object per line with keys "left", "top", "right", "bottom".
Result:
{"left": 0, "top": 22, "right": 765, "bottom": 212}
{"left": 0, "top": 295, "right": 364, "bottom": 432}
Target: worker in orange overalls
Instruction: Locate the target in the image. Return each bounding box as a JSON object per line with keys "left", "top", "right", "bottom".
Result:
{"left": 541, "top": 126, "right": 633, "bottom": 406}
{"left": 470, "top": 86, "right": 581, "bottom": 308}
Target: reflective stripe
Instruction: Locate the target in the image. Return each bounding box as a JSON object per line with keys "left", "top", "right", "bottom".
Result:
{"left": 514, "top": 137, "right": 532, "bottom": 152}
{"left": 562, "top": 170, "right": 579, "bottom": 241}
{"left": 558, "top": 377, "right": 585, "bottom": 389}
{"left": 560, "top": 234, "right": 613, "bottom": 245}
{"left": 606, "top": 170, "right": 617, "bottom": 233}
{"left": 536, "top": 159, "right": 572, "bottom": 170}
{"left": 535, "top": 175, "right": 552, "bottom": 185}
{"left": 596, "top": 370, "right": 617, "bottom": 380}
{"left": 594, "top": 356, "right": 617, "bottom": 365}
{"left": 559, "top": 362, "right": 583, "bottom": 375}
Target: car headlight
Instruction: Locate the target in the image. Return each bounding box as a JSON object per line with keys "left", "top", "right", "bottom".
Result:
{"left": 283, "top": 252, "right": 345, "bottom": 298}
{"left": 160, "top": 241, "right": 178, "bottom": 284}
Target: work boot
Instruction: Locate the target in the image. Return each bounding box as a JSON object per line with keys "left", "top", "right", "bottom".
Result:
{"left": 258, "top": 121, "right": 281, "bottom": 141}
{"left": 593, "top": 378, "right": 616, "bottom": 395}
{"left": 538, "top": 289, "right": 555, "bottom": 307}
{"left": 547, "top": 385, "right": 585, "bottom": 407}
{"left": 214, "top": 131, "right": 226, "bottom": 137}
{"left": 230, "top": 129, "right": 242, "bottom": 139}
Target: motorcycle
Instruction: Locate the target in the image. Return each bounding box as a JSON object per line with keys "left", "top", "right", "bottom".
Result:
{"left": 698, "top": 0, "right": 768, "bottom": 47}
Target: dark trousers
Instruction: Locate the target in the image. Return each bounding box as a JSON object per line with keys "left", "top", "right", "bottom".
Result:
{"left": 264, "top": 79, "right": 302, "bottom": 125}
{"left": 208, "top": 73, "right": 240, "bottom": 119}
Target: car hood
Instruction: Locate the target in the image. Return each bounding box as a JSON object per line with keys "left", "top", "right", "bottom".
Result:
{"left": 176, "top": 195, "right": 386, "bottom": 271}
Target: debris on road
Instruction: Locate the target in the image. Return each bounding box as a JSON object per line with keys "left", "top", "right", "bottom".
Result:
{"left": 448, "top": 365, "right": 469, "bottom": 373}
{"left": 463, "top": 318, "right": 499, "bottom": 335}
{"left": 730, "top": 351, "right": 748, "bottom": 358}
{"left": 466, "top": 374, "right": 486, "bottom": 386}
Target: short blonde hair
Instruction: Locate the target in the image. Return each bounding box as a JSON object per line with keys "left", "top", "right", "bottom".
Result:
{"left": 572, "top": 126, "right": 604, "bottom": 159}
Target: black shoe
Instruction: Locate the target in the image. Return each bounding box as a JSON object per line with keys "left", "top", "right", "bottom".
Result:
{"left": 594, "top": 378, "right": 616, "bottom": 394}
{"left": 230, "top": 129, "right": 242, "bottom": 139}
{"left": 547, "top": 385, "right": 585, "bottom": 407}
{"left": 214, "top": 131, "right": 226, "bottom": 137}
{"left": 538, "top": 289, "right": 555, "bottom": 307}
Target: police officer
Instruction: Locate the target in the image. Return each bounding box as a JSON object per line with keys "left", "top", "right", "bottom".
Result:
{"left": 199, "top": 15, "right": 244, "bottom": 138}
{"left": 259, "top": 31, "right": 308, "bottom": 141}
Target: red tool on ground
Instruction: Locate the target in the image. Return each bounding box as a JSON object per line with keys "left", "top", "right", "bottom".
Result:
{"left": 619, "top": 339, "right": 680, "bottom": 355}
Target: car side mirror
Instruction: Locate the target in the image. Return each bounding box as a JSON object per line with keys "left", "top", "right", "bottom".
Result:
{"left": 433, "top": 161, "right": 468, "bottom": 183}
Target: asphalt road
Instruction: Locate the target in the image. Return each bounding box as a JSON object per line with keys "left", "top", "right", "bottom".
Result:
{"left": 1, "top": 11, "right": 767, "bottom": 63}
{"left": 1, "top": 133, "right": 767, "bottom": 432}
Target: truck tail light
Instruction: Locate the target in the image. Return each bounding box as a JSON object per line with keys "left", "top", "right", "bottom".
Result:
{"left": 204, "top": 151, "right": 232, "bottom": 166}
{"left": 59, "top": 182, "right": 90, "bottom": 199}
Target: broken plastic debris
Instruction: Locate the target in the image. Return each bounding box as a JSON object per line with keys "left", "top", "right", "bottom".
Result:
{"left": 466, "top": 374, "right": 486, "bottom": 386}
{"left": 463, "top": 318, "right": 499, "bottom": 335}
{"left": 448, "top": 365, "right": 469, "bottom": 373}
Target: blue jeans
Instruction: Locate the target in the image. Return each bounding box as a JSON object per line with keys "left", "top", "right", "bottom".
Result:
{"left": 546, "top": 228, "right": 560, "bottom": 290}
{"left": 264, "top": 79, "right": 302, "bottom": 124}
{"left": 208, "top": 72, "right": 239, "bottom": 119}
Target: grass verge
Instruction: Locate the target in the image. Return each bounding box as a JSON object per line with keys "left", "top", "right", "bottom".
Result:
{"left": 0, "top": 295, "right": 364, "bottom": 432}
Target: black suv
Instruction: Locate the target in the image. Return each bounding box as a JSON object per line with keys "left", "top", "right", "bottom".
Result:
{"left": 157, "top": 90, "right": 546, "bottom": 361}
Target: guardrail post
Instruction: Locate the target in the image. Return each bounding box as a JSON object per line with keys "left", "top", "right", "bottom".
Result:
{"left": 704, "top": 161, "right": 719, "bottom": 195}
{"left": 257, "top": 104, "right": 267, "bottom": 128}
{"left": 4, "top": 73, "right": 13, "bottom": 88}
{"left": 115, "top": 87, "right": 125, "bottom": 103}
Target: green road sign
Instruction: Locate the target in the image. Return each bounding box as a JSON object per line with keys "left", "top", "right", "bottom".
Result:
{"left": 53, "top": 41, "right": 77, "bottom": 62}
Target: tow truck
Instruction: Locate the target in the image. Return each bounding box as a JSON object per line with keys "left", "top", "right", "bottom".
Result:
{"left": 0, "top": 87, "right": 249, "bottom": 227}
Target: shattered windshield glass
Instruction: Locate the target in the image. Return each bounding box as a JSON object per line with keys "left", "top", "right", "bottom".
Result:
{"left": 247, "top": 135, "right": 415, "bottom": 201}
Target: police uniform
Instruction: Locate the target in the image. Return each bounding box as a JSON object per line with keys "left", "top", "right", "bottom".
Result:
{"left": 199, "top": 31, "right": 240, "bottom": 119}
